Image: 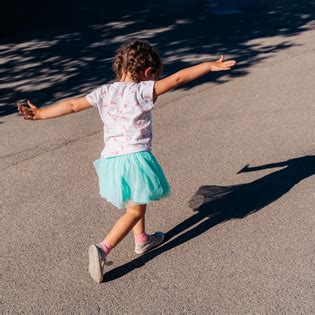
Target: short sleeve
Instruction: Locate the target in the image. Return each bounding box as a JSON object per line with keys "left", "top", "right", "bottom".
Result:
{"left": 86, "top": 85, "right": 108, "bottom": 108}
{"left": 136, "top": 81, "right": 155, "bottom": 111}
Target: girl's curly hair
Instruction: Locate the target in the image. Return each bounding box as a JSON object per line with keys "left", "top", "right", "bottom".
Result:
{"left": 112, "top": 40, "right": 162, "bottom": 83}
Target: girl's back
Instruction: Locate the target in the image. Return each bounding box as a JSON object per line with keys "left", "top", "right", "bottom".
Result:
{"left": 87, "top": 81, "right": 155, "bottom": 158}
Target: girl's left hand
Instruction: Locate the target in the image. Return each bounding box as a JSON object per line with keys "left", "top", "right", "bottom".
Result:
{"left": 210, "top": 55, "right": 236, "bottom": 71}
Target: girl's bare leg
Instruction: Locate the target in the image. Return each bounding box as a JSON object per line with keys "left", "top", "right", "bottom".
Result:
{"left": 132, "top": 214, "right": 146, "bottom": 236}
{"left": 104, "top": 203, "right": 147, "bottom": 247}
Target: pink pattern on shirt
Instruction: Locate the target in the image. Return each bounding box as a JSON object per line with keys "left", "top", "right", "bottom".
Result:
{"left": 86, "top": 81, "right": 155, "bottom": 158}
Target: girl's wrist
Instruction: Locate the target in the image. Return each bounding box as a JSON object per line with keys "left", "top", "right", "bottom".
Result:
{"left": 207, "top": 62, "right": 215, "bottom": 72}
{"left": 35, "top": 108, "right": 44, "bottom": 120}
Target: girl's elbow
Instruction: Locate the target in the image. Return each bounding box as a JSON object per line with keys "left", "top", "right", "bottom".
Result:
{"left": 175, "top": 75, "right": 184, "bottom": 86}
{"left": 70, "top": 102, "right": 80, "bottom": 113}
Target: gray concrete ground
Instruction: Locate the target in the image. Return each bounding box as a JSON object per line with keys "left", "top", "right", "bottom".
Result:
{"left": 1, "top": 4, "right": 315, "bottom": 314}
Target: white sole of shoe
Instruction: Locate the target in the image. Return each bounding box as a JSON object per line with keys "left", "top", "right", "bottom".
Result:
{"left": 88, "top": 245, "right": 103, "bottom": 283}
{"left": 135, "top": 233, "right": 165, "bottom": 255}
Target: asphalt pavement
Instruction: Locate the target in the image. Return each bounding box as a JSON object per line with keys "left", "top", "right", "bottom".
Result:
{"left": 1, "top": 5, "right": 315, "bottom": 314}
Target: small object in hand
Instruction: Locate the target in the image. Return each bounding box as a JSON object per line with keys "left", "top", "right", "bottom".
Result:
{"left": 17, "top": 99, "right": 30, "bottom": 109}
{"left": 17, "top": 99, "right": 33, "bottom": 119}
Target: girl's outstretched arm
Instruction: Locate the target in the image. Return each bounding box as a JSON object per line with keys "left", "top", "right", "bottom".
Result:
{"left": 18, "top": 96, "right": 92, "bottom": 120}
{"left": 154, "top": 55, "right": 236, "bottom": 97}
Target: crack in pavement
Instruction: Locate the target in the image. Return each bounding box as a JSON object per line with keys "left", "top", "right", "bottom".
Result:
{"left": 0, "top": 130, "right": 101, "bottom": 170}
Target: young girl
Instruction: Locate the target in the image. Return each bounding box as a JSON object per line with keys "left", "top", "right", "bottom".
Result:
{"left": 18, "top": 40, "right": 236, "bottom": 283}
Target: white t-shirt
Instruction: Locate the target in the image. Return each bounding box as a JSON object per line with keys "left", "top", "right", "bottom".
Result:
{"left": 86, "top": 80, "right": 155, "bottom": 158}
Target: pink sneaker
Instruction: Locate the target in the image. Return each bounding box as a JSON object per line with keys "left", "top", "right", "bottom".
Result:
{"left": 134, "top": 232, "right": 165, "bottom": 254}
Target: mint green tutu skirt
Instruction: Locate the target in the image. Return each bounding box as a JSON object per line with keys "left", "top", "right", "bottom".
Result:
{"left": 93, "top": 151, "right": 170, "bottom": 209}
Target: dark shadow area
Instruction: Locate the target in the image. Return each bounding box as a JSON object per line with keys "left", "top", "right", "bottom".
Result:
{"left": 104, "top": 155, "right": 315, "bottom": 282}
{"left": 0, "top": 1, "right": 148, "bottom": 35}
{"left": 1, "top": 0, "right": 314, "bottom": 117}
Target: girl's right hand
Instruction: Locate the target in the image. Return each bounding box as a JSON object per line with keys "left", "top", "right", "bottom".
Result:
{"left": 18, "top": 100, "right": 41, "bottom": 120}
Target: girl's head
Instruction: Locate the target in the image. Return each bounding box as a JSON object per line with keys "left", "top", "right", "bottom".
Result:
{"left": 113, "top": 40, "right": 162, "bottom": 83}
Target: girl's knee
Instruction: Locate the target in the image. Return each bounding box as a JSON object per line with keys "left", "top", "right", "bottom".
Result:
{"left": 126, "top": 203, "right": 146, "bottom": 219}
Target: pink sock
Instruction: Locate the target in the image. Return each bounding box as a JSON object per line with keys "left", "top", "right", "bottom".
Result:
{"left": 99, "top": 240, "right": 113, "bottom": 256}
{"left": 134, "top": 232, "right": 149, "bottom": 244}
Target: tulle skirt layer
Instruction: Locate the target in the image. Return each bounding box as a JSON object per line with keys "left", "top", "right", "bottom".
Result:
{"left": 93, "top": 151, "right": 170, "bottom": 209}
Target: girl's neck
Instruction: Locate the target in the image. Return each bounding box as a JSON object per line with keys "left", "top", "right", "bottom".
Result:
{"left": 120, "top": 79, "right": 135, "bottom": 83}
{"left": 120, "top": 71, "right": 151, "bottom": 83}
{"left": 120, "top": 72, "right": 136, "bottom": 83}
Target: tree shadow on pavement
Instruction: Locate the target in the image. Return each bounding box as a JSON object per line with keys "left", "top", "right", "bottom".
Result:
{"left": 1, "top": 0, "right": 314, "bottom": 116}
{"left": 104, "top": 155, "right": 315, "bottom": 282}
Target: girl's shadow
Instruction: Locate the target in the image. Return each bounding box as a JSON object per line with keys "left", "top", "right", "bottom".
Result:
{"left": 105, "top": 155, "right": 315, "bottom": 282}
